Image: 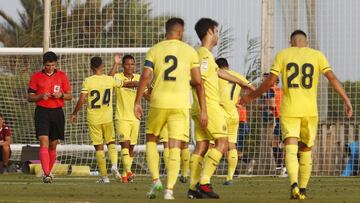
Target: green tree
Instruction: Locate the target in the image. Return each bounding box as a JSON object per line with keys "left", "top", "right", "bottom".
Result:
{"left": 328, "top": 81, "right": 360, "bottom": 122}
{"left": 0, "top": 0, "right": 43, "bottom": 47}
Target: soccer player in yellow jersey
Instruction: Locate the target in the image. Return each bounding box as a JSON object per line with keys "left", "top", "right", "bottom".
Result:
{"left": 70, "top": 57, "right": 123, "bottom": 183}
{"left": 134, "top": 17, "right": 207, "bottom": 200}
{"left": 109, "top": 54, "right": 140, "bottom": 183}
{"left": 240, "top": 30, "right": 353, "bottom": 200}
{"left": 215, "top": 58, "right": 253, "bottom": 185}
{"left": 188, "top": 18, "right": 254, "bottom": 199}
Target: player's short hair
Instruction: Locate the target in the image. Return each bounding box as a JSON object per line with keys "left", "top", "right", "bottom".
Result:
{"left": 0, "top": 113, "right": 3, "bottom": 119}
{"left": 43, "top": 51, "right": 58, "bottom": 64}
{"left": 215, "top": 58, "right": 229, "bottom": 69}
{"left": 165, "top": 17, "right": 184, "bottom": 33}
{"left": 90, "top": 56, "right": 103, "bottom": 71}
{"left": 195, "top": 18, "right": 218, "bottom": 41}
{"left": 290, "top": 29, "right": 307, "bottom": 40}
{"left": 122, "top": 54, "right": 135, "bottom": 64}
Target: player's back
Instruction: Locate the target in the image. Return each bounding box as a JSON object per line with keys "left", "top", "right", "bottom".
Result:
{"left": 218, "top": 70, "right": 248, "bottom": 118}
{"left": 270, "top": 47, "right": 331, "bottom": 117}
{"left": 82, "top": 74, "right": 116, "bottom": 124}
{"left": 146, "top": 39, "right": 199, "bottom": 109}
{"left": 114, "top": 73, "right": 140, "bottom": 121}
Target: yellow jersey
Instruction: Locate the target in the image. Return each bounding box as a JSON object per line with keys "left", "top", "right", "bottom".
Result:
{"left": 81, "top": 74, "right": 122, "bottom": 125}
{"left": 192, "top": 47, "right": 220, "bottom": 112}
{"left": 144, "top": 39, "right": 199, "bottom": 109}
{"left": 114, "top": 72, "right": 140, "bottom": 121}
{"left": 219, "top": 70, "right": 249, "bottom": 118}
{"left": 270, "top": 47, "right": 331, "bottom": 117}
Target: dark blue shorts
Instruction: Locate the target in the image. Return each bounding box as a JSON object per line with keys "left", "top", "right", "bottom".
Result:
{"left": 237, "top": 122, "right": 250, "bottom": 149}
{"left": 274, "top": 118, "right": 281, "bottom": 136}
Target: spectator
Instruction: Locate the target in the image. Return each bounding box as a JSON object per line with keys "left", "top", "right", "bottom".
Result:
{"left": 0, "top": 113, "right": 11, "bottom": 174}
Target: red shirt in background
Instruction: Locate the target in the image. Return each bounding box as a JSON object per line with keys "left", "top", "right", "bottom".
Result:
{"left": 238, "top": 105, "right": 247, "bottom": 122}
{"left": 272, "top": 86, "right": 282, "bottom": 118}
{"left": 0, "top": 125, "right": 11, "bottom": 141}
{"left": 28, "top": 69, "right": 71, "bottom": 108}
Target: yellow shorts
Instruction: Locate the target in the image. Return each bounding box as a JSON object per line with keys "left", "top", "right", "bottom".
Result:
{"left": 115, "top": 119, "right": 140, "bottom": 145}
{"left": 88, "top": 122, "right": 115, "bottom": 145}
{"left": 281, "top": 116, "right": 318, "bottom": 147}
{"left": 159, "top": 123, "right": 190, "bottom": 143}
{"left": 192, "top": 103, "right": 227, "bottom": 142}
{"left": 225, "top": 116, "right": 239, "bottom": 144}
{"left": 146, "top": 108, "right": 189, "bottom": 142}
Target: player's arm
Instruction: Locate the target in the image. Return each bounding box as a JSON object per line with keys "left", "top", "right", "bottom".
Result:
{"left": 191, "top": 67, "right": 208, "bottom": 128}
{"left": 324, "top": 70, "right": 353, "bottom": 118}
{"left": 108, "top": 53, "right": 122, "bottom": 76}
{"left": 217, "top": 69, "right": 255, "bottom": 91}
{"left": 240, "top": 73, "right": 278, "bottom": 106}
{"left": 134, "top": 67, "right": 153, "bottom": 120}
{"left": 70, "top": 93, "right": 87, "bottom": 124}
{"left": 27, "top": 92, "right": 50, "bottom": 102}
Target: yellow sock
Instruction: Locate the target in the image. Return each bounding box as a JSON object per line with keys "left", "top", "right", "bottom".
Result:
{"left": 121, "top": 148, "right": 131, "bottom": 173}
{"left": 200, "top": 148, "right": 223, "bottom": 185}
{"left": 285, "top": 144, "right": 299, "bottom": 186}
{"left": 167, "top": 148, "right": 181, "bottom": 189}
{"left": 95, "top": 150, "right": 107, "bottom": 176}
{"left": 299, "top": 151, "right": 312, "bottom": 188}
{"left": 163, "top": 147, "right": 170, "bottom": 171}
{"left": 146, "top": 142, "right": 160, "bottom": 180}
{"left": 130, "top": 156, "right": 134, "bottom": 172}
{"left": 108, "top": 144, "right": 118, "bottom": 167}
{"left": 189, "top": 154, "right": 203, "bottom": 190}
{"left": 227, "top": 149, "right": 238, "bottom": 181}
{"left": 181, "top": 148, "right": 190, "bottom": 177}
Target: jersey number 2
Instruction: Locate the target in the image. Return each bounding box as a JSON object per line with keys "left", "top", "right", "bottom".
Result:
{"left": 164, "top": 55, "right": 177, "bottom": 81}
{"left": 90, "top": 89, "right": 111, "bottom": 109}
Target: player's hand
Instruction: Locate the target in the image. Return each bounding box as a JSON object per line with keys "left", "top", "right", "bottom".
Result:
{"left": 238, "top": 95, "right": 251, "bottom": 106}
{"left": 344, "top": 101, "right": 353, "bottom": 118}
{"left": 200, "top": 110, "right": 208, "bottom": 128}
{"left": 70, "top": 114, "right": 77, "bottom": 124}
{"left": 114, "top": 53, "right": 122, "bottom": 65}
{"left": 42, "top": 93, "right": 51, "bottom": 100}
{"left": 51, "top": 92, "right": 62, "bottom": 99}
{"left": 134, "top": 103, "right": 143, "bottom": 120}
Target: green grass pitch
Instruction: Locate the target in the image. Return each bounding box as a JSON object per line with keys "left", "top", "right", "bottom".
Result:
{"left": 0, "top": 174, "right": 359, "bottom": 203}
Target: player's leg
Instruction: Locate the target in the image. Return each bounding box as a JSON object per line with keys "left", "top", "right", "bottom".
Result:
{"left": 198, "top": 105, "right": 228, "bottom": 199}
{"left": 1, "top": 143, "right": 10, "bottom": 174}
{"left": 159, "top": 125, "right": 169, "bottom": 171}
{"left": 188, "top": 115, "right": 209, "bottom": 197}
{"left": 103, "top": 122, "right": 119, "bottom": 181}
{"left": 116, "top": 120, "right": 131, "bottom": 182}
{"left": 35, "top": 106, "right": 51, "bottom": 182}
{"left": 145, "top": 108, "right": 166, "bottom": 199}
{"left": 225, "top": 117, "right": 239, "bottom": 185}
{"left": 180, "top": 141, "right": 190, "bottom": 183}
{"left": 126, "top": 120, "right": 140, "bottom": 182}
{"left": 297, "top": 116, "right": 318, "bottom": 200}
{"left": 164, "top": 109, "right": 189, "bottom": 199}
{"left": 89, "top": 124, "right": 109, "bottom": 183}
{"left": 281, "top": 117, "right": 301, "bottom": 199}
{"left": 48, "top": 108, "right": 65, "bottom": 178}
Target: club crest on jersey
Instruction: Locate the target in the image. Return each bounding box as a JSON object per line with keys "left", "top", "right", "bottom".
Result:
{"left": 53, "top": 85, "right": 60, "bottom": 93}
{"left": 200, "top": 60, "right": 208, "bottom": 72}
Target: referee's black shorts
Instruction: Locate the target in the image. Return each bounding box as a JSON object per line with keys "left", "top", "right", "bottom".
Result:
{"left": 34, "top": 106, "right": 65, "bottom": 141}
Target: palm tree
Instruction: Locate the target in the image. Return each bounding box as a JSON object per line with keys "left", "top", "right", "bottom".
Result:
{"left": 216, "top": 26, "right": 234, "bottom": 59}
{"left": 0, "top": 0, "right": 43, "bottom": 47}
